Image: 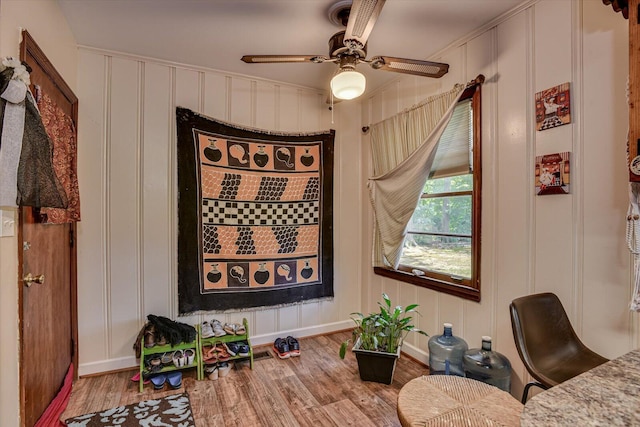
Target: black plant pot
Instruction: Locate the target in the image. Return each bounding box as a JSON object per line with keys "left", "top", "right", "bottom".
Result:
{"left": 353, "top": 340, "right": 400, "bottom": 385}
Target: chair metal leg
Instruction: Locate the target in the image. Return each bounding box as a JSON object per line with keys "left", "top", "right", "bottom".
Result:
{"left": 522, "top": 382, "right": 549, "bottom": 403}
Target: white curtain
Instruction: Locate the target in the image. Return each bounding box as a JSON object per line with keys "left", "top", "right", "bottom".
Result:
{"left": 368, "top": 84, "right": 465, "bottom": 268}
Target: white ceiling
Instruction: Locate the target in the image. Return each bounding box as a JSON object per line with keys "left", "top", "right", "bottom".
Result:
{"left": 57, "top": 0, "right": 525, "bottom": 95}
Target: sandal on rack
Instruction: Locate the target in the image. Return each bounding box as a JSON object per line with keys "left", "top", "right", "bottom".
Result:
{"left": 234, "top": 323, "right": 246, "bottom": 335}
{"left": 215, "top": 343, "right": 231, "bottom": 362}
{"left": 223, "top": 323, "right": 236, "bottom": 335}
{"left": 202, "top": 345, "right": 217, "bottom": 364}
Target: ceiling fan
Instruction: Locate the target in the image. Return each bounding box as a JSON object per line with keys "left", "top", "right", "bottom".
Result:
{"left": 241, "top": 0, "right": 449, "bottom": 100}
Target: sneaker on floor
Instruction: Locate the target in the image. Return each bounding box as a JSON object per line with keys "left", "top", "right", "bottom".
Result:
{"left": 286, "top": 336, "right": 300, "bottom": 357}
{"left": 201, "top": 321, "right": 215, "bottom": 338}
{"left": 273, "top": 337, "right": 290, "bottom": 359}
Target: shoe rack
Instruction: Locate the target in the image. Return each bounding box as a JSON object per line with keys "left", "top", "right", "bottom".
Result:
{"left": 139, "top": 324, "right": 202, "bottom": 392}
{"left": 198, "top": 318, "right": 254, "bottom": 370}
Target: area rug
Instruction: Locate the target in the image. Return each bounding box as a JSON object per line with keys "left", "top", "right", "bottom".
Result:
{"left": 64, "top": 393, "right": 194, "bottom": 426}
{"left": 176, "top": 107, "right": 334, "bottom": 313}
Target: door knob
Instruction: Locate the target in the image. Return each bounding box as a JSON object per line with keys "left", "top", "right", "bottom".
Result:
{"left": 23, "top": 273, "right": 45, "bottom": 287}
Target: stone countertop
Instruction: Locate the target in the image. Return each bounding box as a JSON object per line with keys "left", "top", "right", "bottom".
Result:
{"left": 520, "top": 349, "right": 640, "bottom": 426}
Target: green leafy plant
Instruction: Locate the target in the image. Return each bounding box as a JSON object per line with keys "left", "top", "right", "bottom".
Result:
{"left": 339, "top": 293, "right": 428, "bottom": 359}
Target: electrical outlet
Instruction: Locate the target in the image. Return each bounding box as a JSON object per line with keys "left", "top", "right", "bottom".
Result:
{"left": 0, "top": 209, "right": 16, "bottom": 237}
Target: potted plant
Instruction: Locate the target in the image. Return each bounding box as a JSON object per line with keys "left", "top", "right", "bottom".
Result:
{"left": 339, "top": 293, "right": 428, "bottom": 384}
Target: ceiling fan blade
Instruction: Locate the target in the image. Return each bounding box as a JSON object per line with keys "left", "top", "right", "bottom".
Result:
{"left": 241, "top": 55, "right": 330, "bottom": 64}
{"left": 369, "top": 56, "right": 449, "bottom": 78}
{"left": 343, "top": 0, "right": 386, "bottom": 51}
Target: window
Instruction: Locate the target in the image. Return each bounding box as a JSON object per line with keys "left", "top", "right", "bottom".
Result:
{"left": 374, "top": 85, "right": 482, "bottom": 301}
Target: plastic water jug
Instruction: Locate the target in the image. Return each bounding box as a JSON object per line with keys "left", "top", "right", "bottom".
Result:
{"left": 428, "top": 323, "right": 468, "bottom": 376}
{"left": 463, "top": 336, "right": 512, "bottom": 392}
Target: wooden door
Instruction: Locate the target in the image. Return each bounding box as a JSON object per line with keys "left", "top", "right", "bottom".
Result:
{"left": 18, "top": 31, "right": 78, "bottom": 427}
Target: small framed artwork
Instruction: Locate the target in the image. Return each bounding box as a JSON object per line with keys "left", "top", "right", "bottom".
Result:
{"left": 535, "top": 152, "right": 570, "bottom": 195}
{"left": 535, "top": 83, "right": 571, "bottom": 131}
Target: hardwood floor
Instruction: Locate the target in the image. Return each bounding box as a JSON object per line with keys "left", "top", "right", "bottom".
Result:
{"left": 61, "top": 331, "right": 428, "bottom": 426}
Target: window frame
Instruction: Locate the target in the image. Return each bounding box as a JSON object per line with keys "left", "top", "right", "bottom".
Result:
{"left": 374, "top": 83, "right": 482, "bottom": 302}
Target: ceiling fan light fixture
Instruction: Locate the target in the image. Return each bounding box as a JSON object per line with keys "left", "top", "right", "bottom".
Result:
{"left": 331, "top": 68, "right": 366, "bottom": 100}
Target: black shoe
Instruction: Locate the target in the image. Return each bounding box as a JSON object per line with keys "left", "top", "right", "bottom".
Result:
{"left": 286, "top": 336, "right": 300, "bottom": 357}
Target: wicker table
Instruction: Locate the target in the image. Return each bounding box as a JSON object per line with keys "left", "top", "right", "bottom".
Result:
{"left": 397, "top": 375, "right": 523, "bottom": 426}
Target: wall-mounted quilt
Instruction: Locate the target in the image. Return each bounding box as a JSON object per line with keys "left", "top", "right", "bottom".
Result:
{"left": 176, "top": 107, "right": 334, "bottom": 313}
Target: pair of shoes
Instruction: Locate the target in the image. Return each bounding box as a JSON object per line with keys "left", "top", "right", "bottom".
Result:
{"left": 204, "top": 361, "right": 233, "bottom": 380}
{"left": 273, "top": 336, "right": 300, "bottom": 359}
{"left": 172, "top": 349, "right": 195, "bottom": 367}
{"left": 130, "top": 371, "right": 150, "bottom": 385}
{"left": 149, "top": 372, "right": 182, "bottom": 390}
{"left": 202, "top": 343, "right": 231, "bottom": 362}
{"left": 223, "top": 322, "right": 246, "bottom": 335}
{"left": 273, "top": 338, "right": 290, "bottom": 359}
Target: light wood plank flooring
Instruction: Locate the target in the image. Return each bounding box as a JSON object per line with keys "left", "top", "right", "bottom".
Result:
{"left": 62, "top": 331, "right": 428, "bottom": 426}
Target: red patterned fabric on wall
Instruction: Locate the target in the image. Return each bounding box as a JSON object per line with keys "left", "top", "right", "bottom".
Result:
{"left": 37, "top": 90, "right": 80, "bottom": 223}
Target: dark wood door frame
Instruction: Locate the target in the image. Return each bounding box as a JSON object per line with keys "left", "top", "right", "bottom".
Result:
{"left": 18, "top": 29, "right": 79, "bottom": 424}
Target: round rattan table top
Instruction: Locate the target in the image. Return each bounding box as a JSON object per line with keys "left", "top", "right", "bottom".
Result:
{"left": 397, "top": 375, "right": 523, "bottom": 426}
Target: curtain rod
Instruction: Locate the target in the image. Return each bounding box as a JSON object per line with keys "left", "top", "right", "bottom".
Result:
{"left": 361, "top": 74, "right": 485, "bottom": 134}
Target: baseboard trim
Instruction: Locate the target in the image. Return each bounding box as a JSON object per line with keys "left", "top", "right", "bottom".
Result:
{"left": 78, "top": 320, "right": 355, "bottom": 376}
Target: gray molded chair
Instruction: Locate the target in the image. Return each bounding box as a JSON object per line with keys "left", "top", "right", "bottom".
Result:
{"left": 509, "top": 292, "right": 609, "bottom": 403}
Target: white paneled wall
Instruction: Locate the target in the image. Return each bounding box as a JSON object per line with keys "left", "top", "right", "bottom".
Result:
{"left": 76, "top": 49, "right": 360, "bottom": 375}
{"left": 361, "top": 0, "right": 631, "bottom": 399}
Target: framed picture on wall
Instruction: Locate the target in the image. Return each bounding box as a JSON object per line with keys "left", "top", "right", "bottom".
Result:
{"left": 535, "top": 152, "right": 571, "bottom": 195}
{"left": 535, "top": 83, "right": 571, "bottom": 131}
